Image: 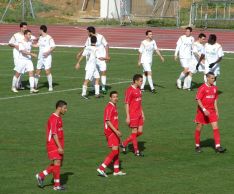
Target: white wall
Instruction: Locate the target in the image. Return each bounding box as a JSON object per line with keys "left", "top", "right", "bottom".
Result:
{"left": 100, "top": 0, "right": 121, "bottom": 18}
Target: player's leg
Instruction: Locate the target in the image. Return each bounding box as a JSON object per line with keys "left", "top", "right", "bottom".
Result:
{"left": 177, "top": 59, "right": 189, "bottom": 89}
{"left": 147, "top": 71, "right": 155, "bottom": 93}
{"left": 36, "top": 161, "right": 54, "bottom": 188}
{"left": 45, "top": 68, "right": 53, "bottom": 91}
{"left": 183, "top": 72, "right": 193, "bottom": 90}
{"left": 53, "top": 159, "right": 65, "bottom": 190}
{"left": 94, "top": 69, "right": 101, "bottom": 98}
{"left": 141, "top": 71, "right": 147, "bottom": 91}
{"left": 113, "top": 148, "right": 126, "bottom": 176}
{"left": 28, "top": 71, "right": 38, "bottom": 93}
{"left": 101, "top": 70, "right": 107, "bottom": 94}
{"left": 121, "top": 127, "right": 138, "bottom": 154}
{"left": 135, "top": 125, "right": 144, "bottom": 156}
{"left": 12, "top": 71, "right": 21, "bottom": 92}
{"left": 34, "top": 69, "right": 41, "bottom": 89}
{"left": 82, "top": 79, "right": 89, "bottom": 99}
{"left": 194, "top": 123, "right": 203, "bottom": 152}
{"left": 14, "top": 58, "right": 24, "bottom": 90}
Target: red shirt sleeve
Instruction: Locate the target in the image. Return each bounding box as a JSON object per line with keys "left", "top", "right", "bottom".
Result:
{"left": 105, "top": 106, "right": 113, "bottom": 121}
{"left": 196, "top": 85, "right": 205, "bottom": 100}
{"left": 50, "top": 117, "right": 58, "bottom": 135}
{"left": 125, "top": 88, "right": 132, "bottom": 104}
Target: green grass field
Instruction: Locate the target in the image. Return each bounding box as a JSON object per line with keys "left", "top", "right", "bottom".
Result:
{"left": 0, "top": 46, "right": 234, "bottom": 194}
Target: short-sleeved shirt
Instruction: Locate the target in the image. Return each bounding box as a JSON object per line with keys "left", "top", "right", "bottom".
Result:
{"left": 46, "top": 113, "right": 64, "bottom": 151}
{"left": 82, "top": 46, "right": 99, "bottom": 71}
{"left": 175, "top": 35, "right": 195, "bottom": 59}
{"left": 192, "top": 41, "right": 205, "bottom": 63}
{"left": 204, "top": 43, "right": 224, "bottom": 64}
{"left": 18, "top": 39, "right": 33, "bottom": 60}
{"left": 196, "top": 83, "right": 218, "bottom": 110}
{"left": 139, "top": 39, "right": 158, "bottom": 64}
{"left": 38, "top": 34, "right": 55, "bottom": 59}
{"left": 104, "top": 102, "right": 119, "bottom": 137}
{"left": 125, "top": 85, "right": 143, "bottom": 117}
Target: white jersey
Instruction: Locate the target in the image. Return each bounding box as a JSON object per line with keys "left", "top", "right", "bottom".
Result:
{"left": 139, "top": 39, "right": 158, "bottom": 64}
{"left": 9, "top": 32, "right": 24, "bottom": 59}
{"left": 85, "top": 33, "right": 108, "bottom": 57}
{"left": 38, "top": 34, "right": 55, "bottom": 59}
{"left": 175, "top": 35, "right": 194, "bottom": 59}
{"left": 82, "top": 46, "right": 99, "bottom": 71}
{"left": 204, "top": 43, "right": 224, "bottom": 64}
{"left": 192, "top": 41, "right": 205, "bottom": 63}
{"left": 18, "top": 39, "right": 33, "bottom": 60}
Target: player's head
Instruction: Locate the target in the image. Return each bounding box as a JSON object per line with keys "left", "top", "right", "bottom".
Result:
{"left": 146, "top": 30, "right": 153, "bottom": 39}
{"left": 24, "top": 30, "right": 31, "bottom": 40}
{"left": 185, "top": 27, "right": 192, "bottom": 37}
{"left": 56, "top": 100, "right": 68, "bottom": 115}
{"left": 133, "top": 74, "right": 143, "bottom": 88}
{"left": 90, "top": 35, "right": 97, "bottom": 45}
{"left": 109, "top": 91, "right": 118, "bottom": 104}
{"left": 198, "top": 33, "right": 206, "bottom": 44}
{"left": 87, "top": 26, "right": 96, "bottom": 36}
{"left": 40, "top": 25, "right": 47, "bottom": 34}
{"left": 208, "top": 34, "right": 217, "bottom": 45}
{"left": 206, "top": 72, "right": 216, "bottom": 85}
{"left": 20, "top": 22, "right": 28, "bottom": 32}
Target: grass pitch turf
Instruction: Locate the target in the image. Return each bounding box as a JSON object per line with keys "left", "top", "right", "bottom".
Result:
{"left": 0, "top": 46, "right": 234, "bottom": 194}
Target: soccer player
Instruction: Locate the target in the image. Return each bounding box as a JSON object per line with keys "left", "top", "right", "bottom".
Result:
{"left": 184, "top": 33, "right": 206, "bottom": 90}
{"left": 36, "top": 100, "right": 67, "bottom": 191}
{"left": 11, "top": 30, "right": 38, "bottom": 93}
{"left": 121, "top": 74, "right": 144, "bottom": 156}
{"left": 82, "top": 26, "right": 110, "bottom": 94}
{"left": 203, "top": 34, "right": 224, "bottom": 85}
{"left": 174, "top": 27, "right": 195, "bottom": 89}
{"left": 138, "top": 30, "right": 164, "bottom": 93}
{"left": 75, "top": 36, "right": 102, "bottom": 99}
{"left": 194, "top": 72, "right": 226, "bottom": 153}
{"left": 34, "top": 25, "right": 56, "bottom": 91}
{"left": 97, "top": 91, "right": 126, "bottom": 177}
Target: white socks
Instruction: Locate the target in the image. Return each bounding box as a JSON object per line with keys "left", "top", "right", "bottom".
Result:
{"left": 101, "top": 76, "right": 106, "bottom": 90}
{"left": 12, "top": 76, "right": 18, "bottom": 89}
{"left": 204, "top": 75, "right": 207, "bottom": 83}
{"left": 47, "top": 74, "right": 53, "bottom": 89}
{"left": 178, "top": 72, "right": 186, "bottom": 81}
{"left": 95, "top": 84, "right": 100, "bottom": 95}
{"left": 147, "top": 75, "right": 154, "bottom": 90}
{"left": 141, "top": 74, "right": 146, "bottom": 90}
{"left": 29, "top": 77, "right": 35, "bottom": 89}
{"left": 82, "top": 85, "right": 87, "bottom": 96}
{"left": 34, "top": 74, "right": 40, "bottom": 88}
{"left": 183, "top": 75, "right": 192, "bottom": 89}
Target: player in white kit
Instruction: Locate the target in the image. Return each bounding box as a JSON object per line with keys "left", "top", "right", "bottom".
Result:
{"left": 203, "top": 34, "right": 224, "bottom": 85}
{"left": 34, "top": 25, "right": 56, "bottom": 91}
{"left": 138, "top": 30, "right": 164, "bottom": 93}
{"left": 11, "top": 30, "right": 38, "bottom": 93}
{"left": 174, "top": 27, "right": 195, "bottom": 89}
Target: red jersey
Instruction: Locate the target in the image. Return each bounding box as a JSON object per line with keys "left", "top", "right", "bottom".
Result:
{"left": 125, "top": 85, "right": 143, "bottom": 117}
{"left": 196, "top": 83, "right": 218, "bottom": 110}
{"left": 46, "top": 113, "right": 64, "bottom": 151}
{"left": 104, "top": 102, "right": 119, "bottom": 136}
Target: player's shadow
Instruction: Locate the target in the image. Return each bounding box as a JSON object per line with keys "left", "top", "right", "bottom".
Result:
{"left": 200, "top": 138, "right": 215, "bottom": 150}
{"left": 43, "top": 172, "right": 74, "bottom": 188}
{"left": 128, "top": 141, "right": 146, "bottom": 153}
{"left": 191, "top": 82, "right": 203, "bottom": 89}
{"left": 38, "top": 81, "right": 59, "bottom": 89}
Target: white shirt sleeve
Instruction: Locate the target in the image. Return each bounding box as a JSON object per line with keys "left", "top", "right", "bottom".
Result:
{"left": 153, "top": 40, "right": 158, "bottom": 50}
{"left": 9, "top": 35, "right": 16, "bottom": 45}
{"left": 175, "top": 36, "right": 182, "bottom": 56}
{"left": 138, "top": 42, "right": 144, "bottom": 53}
{"left": 82, "top": 47, "right": 88, "bottom": 57}
{"left": 101, "top": 35, "right": 108, "bottom": 47}
{"left": 85, "top": 38, "right": 90, "bottom": 47}
{"left": 49, "top": 38, "right": 56, "bottom": 48}
{"left": 217, "top": 45, "right": 224, "bottom": 58}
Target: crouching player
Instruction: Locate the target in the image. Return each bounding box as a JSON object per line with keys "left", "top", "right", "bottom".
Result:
{"left": 194, "top": 72, "right": 226, "bottom": 153}
{"left": 97, "top": 91, "right": 126, "bottom": 177}
{"left": 36, "top": 100, "right": 68, "bottom": 191}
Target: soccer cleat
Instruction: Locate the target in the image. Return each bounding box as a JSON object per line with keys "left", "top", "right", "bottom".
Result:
{"left": 48, "top": 87, "right": 53, "bottom": 92}
{"left": 120, "top": 143, "right": 127, "bottom": 154}
{"left": 215, "top": 146, "right": 226, "bottom": 153}
{"left": 11, "top": 87, "right": 19, "bottom": 93}
{"left": 81, "top": 95, "right": 89, "bottom": 100}
{"left": 53, "top": 185, "right": 65, "bottom": 191}
{"left": 176, "top": 79, "right": 182, "bottom": 89}
{"left": 30, "top": 89, "right": 39, "bottom": 94}
{"left": 95, "top": 94, "right": 101, "bottom": 98}
{"left": 135, "top": 150, "right": 144, "bottom": 157}
{"left": 113, "top": 171, "right": 127, "bottom": 176}
{"left": 151, "top": 89, "right": 156, "bottom": 94}
{"left": 35, "top": 174, "right": 44, "bottom": 188}
{"left": 195, "top": 146, "right": 202, "bottom": 153}
{"left": 97, "top": 168, "right": 108, "bottom": 177}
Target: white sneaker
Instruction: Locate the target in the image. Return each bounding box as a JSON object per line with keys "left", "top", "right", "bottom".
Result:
{"left": 176, "top": 79, "right": 182, "bottom": 89}
{"left": 97, "top": 168, "right": 108, "bottom": 177}
{"left": 30, "top": 89, "right": 39, "bottom": 93}
{"left": 113, "top": 171, "right": 126, "bottom": 176}
{"left": 11, "top": 88, "right": 18, "bottom": 93}
{"left": 35, "top": 174, "right": 44, "bottom": 188}
{"left": 48, "top": 87, "right": 53, "bottom": 92}
{"left": 53, "top": 185, "right": 65, "bottom": 191}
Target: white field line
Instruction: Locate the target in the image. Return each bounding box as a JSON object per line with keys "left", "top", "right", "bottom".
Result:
{"left": 0, "top": 80, "right": 131, "bottom": 101}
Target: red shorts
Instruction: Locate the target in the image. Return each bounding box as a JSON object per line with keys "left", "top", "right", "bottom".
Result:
{"left": 106, "top": 133, "right": 120, "bottom": 147}
{"left": 129, "top": 115, "right": 144, "bottom": 128}
{"left": 47, "top": 149, "right": 63, "bottom": 160}
{"left": 194, "top": 109, "right": 218, "bottom": 124}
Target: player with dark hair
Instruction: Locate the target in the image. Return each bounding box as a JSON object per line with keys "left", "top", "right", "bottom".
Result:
{"left": 194, "top": 72, "right": 226, "bottom": 153}
{"left": 97, "top": 91, "right": 126, "bottom": 177}
{"left": 36, "top": 100, "right": 68, "bottom": 191}
{"left": 121, "top": 74, "right": 145, "bottom": 156}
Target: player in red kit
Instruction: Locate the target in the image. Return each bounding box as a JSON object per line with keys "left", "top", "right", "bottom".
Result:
{"left": 97, "top": 91, "right": 126, "bottom": 177}
{"left": 36, "top": 100, "right": 68, "bottom": 190}
{"left": 121, "top": 74, "right": 145, "bottom": 156}
{"left": 194, "top": 72, "right": 226, "bottom": 153}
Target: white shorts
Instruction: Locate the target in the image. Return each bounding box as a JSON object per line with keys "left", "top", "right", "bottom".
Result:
{"left": 85, "top": 69, "right": 100, "bottom": 81}
{"left": 37, "top": 56, "right": 52, "bottom": 70}
{"left": 179, "top": 58, "right": 192, "bottom": 68}
{"left": 97, "top": 60, "right": 107, "bottom": 72}
{"left": 142, "top": 63, "right": 152, "bottom": 72}
{"left": 14, "top": 58, "right": 19, "bottom": 67}
{"left": 188, "top": 61, "right": 205, "bottom": 74}
{"left": 14, "top": 59, "right": 34, "bottom": 74}
{"left": 205, "top": 63, "right": 220, "bottom": 76}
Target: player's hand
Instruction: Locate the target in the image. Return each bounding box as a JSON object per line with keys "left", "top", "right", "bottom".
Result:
{"left": 209, "top": 63, "right": 216, "bottom": 68}
{"left": 196, "top": 63, "right": 200, "bottom": 70}
{"left": 58, "top": 147, "right": 64, "bottom": 154}
{"left": 105, "top": 55, "right": 111, "bottom": 62}
{"left": 160, "top": 56, "right": 165, "bottom": 62}
{"left": 204, "top": 110, "right": 210, "bottom": 116}
{"left": 142, "top": 114, "right": 145, "bottom": 121}
{"left": 75, "top": 63, "right": 80, "bottom": 70}
{"left": 31, "top": 53, "right": 37, "bottom": 58}
{"left": 126, "top": 116, "right": 130, "bottom": 125}
{"left": 115, "top": 130, "right": 122, "bottom": 137}
{"left": 174, "top": 56, "right": 177, "bottom": 61}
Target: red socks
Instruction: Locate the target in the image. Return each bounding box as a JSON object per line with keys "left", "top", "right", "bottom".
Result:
{"left": 194, "top": 129, "right": 201, "bottom": 147}
{"left": 53, "top": 165, "right": 61, "bottom": 187}
{"left": 113, "top": 151, "right": 120, "bottom": 173}
{"left": 99, "top": 150, "right": 119, "bottom": 171}
{"left": 213, "top": 128, "right": 221, "bottom": 148}
{"left": 39, "top": 164, "right": 54, "bottom": 179}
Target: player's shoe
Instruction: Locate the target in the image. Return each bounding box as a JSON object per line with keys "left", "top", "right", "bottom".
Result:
{"left": 48, "top": 87, "right": 53, "bottom": 92}
{"left": 151, "top": 89, "right": 156, "bottom": 94}
{"left": 120, "top": 143, "right": 127, "bottom": 154}
{"left": 95, "top": 94, "right": 102, "bottom": 98}
{"left": 176, "top": 79, "right": 182, "bottom": 89}
{"left": 195, "top": 146, "right": 202, "bottom": 153}
{"left": 81, "top": 95, "right": 89, "bottom": 100}
{"left": 215, "top": 146, "right": 226, "bottom": 153}
{"left": 113, "top": 171, "right": 127, "bottom": 176}
{"left": 35, "top": 174, "right": 44, "bottom": 188}
{"left": 11, "top": 87, "right": 19, "bottom": 93}
{"left": 53, "top": 185, "right": 65, "bottom": 191}
{"left": 97, "top": 168, "right": 108, "bottom": 177}
{"left": 135, "top": 150, "right": 144, "bottom": 157}
{"left": 30, "top": 89, "right": 39, "bottom": 94}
